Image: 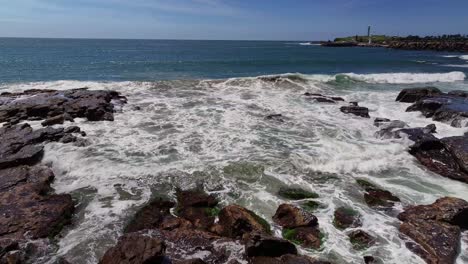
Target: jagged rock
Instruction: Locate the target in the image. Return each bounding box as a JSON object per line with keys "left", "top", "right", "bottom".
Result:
{"left": 0, "top": 124, "right": 77, "bottom": 169}
{"left": 348, "top": 230, "right": 375, "bottom": 250}
{"left": 357, "top": 179, "right": 400, "bottom": 209}
{"left": 304, "top": 93, "right": 345, "bottom": 103}
{"left": 273, "top": 204, "right": 318, "bottom": 229}
{"left": 409, "top": 136, "right": 468, "bottom": 183}
{"left": 333, "top": 207, "right": 362, "bottom": 230}
{"left": 406, "top": 94, "right": 468, "bottom": 127}
{"left": 175, "top": 189, "right": 218, "bottom": 230}
{"left": 0, "top": 88, "right": 126, "bottom": 124}
{"left": 99, "top": 232, "right": 166, "bottom": 264}
{"left": 245, "top": 232, "right": 297, "bottom": 258}
{"left": 396, "top": 87, "right": 442, "bottom": 103}
{"left": 215, "top": 205, "right": 271, "bottom": 239}
{"left": 375, "top": 122, "right": 436, "bottom": 142}
{"left": 278, "top": 187, "right": 319, "bottom": 200}
{"left": 340, "top": 106, "right": 370, "bottom": 118}
{"left": 373, "top": 118, "right": 391, "bottom": 127}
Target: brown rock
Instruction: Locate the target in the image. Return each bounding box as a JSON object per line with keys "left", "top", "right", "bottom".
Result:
{"left": 348, "top": 230, "right": 375, "bottom": 250}
{"left": 175, "top": 189, "right": 218, "bottom": 230}
{"left": 217, "top": 205, "right": 271, "bottom": 239}
{"left": 99, "top": 232, "right": 166, "bottom": 264}
{"left": 273, "top": 204, "right": 318, "bottom": 229}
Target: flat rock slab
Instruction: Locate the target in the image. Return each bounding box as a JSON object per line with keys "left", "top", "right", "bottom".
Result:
{"left": 0, "top": 166, "right": 74, "bottom": 240}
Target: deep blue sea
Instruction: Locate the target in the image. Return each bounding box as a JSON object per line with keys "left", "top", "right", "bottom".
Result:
{"left": 0, "top": 38, "right": 467, "bottom": 83}
{"left": 2, "top": 38, "right": 468, "bottom": 264}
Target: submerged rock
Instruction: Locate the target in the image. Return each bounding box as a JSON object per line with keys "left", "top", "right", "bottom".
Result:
{"left": 348, "top": 230, "right": 375, "bottom": 250}
{"left": 395, "top": 87, "right": 442, "bottom": 103}
{"left": 398, "top": 197, "right": 468, "bottom": 264}
{"left": 340, "top": 106, "right": 370, "bottom": 118}
{"left": 278, "top": 187, "right": 319, "bottom": 200}
{"left": 265, "top": 114, "right": 285, "bottom": 122}
{"left": 303, "top": 93, "right": 345, "bottom": 103}
{"left": 333, "top": 207, "right": 362, "bottom": 230}
{"left": 175, "top": 188, "right": 219, "bottom": 230}
{"left": 245, "top": 232, "right": 297, "bottom": 258}
{"left": 356, "top": 179, "right": 400, "bottom": 209}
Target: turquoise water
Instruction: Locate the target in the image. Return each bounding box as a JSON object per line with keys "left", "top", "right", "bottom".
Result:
{"left": 2, "top": 38, "right": 468, "bottom": 264}
{"left": 1, "top": 38, "right": 467, "bottom": 83}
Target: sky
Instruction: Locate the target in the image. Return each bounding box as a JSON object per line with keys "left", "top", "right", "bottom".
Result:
{"left": 1, "top": 0, "right": 468, "bottom": 40}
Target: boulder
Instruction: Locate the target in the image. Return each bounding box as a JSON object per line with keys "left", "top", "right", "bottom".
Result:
{"left": 273, "top": 204, "right": 318, "bottom": 229}
{"left": 99, "top": 232, "right": 166, "bottom": 264}
{"left": 281, "top": 226, "right": 323, "bottom": 249}
{"left": 215, "top": 205, "right": 271, "bottom": 239}
{"left": 41, "top": 114, "right": 65, "bottom": 127}
{"left": 333, "top": 207, "right": 362, "bottom": 230}
{"left": 396, "top": 87, "right": 442, "bottom": 103}
{"left": 340, "top": 106, "right": 370, "bottom": 118}
{"left": 265, "top": 114, "right": 285, "bottom": 122}
{"left": 406, "top": 95, "right": 468, "bottom": 127}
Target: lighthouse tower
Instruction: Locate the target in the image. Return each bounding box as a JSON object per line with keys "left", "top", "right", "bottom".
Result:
{"left": 368, "top": 26, "right": 372, "bottom": 44}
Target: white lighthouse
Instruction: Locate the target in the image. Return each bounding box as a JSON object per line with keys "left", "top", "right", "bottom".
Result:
{"left": 368, "top": 26, "right": 372, "bottom": 44}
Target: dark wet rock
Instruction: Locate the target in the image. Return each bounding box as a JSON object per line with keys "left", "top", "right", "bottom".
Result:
{"left": 215, "top": 205, "right": 271, "bottom": 239}
{"left": 357, "top": 179, "right": 400, "bottom": 209}
{"left": 64, "top": 126, "right": 81, "bottom": 134}
{"left": 448, "top": 90, "right": 468, "bottom": 98}
{"left": 373, "top": 118, "right": 391, "bottom": 127}
{"left": 245, "top": 232, "right": 297, "bottom": 258}
{"left": 278, "top": 187, "right": 319, "bottom": 200}
{"left": 409, "top": 136, "right": 468, "bottom": 183}
{"left": 406, "top": 94, "right": 468, "bottom": 127}
{"left": 398, "top": 197, "right": 468, "bottom": 229}
{"left": 0, "top": 88, "right": 126, "bottom": 124}
{"left": 349, "top": 102, "right": 359, "bottom": 106}
{"left": 124, "top": 198, "right": 191, "bottom": 233}
{"left": 376, "top": 122, "right": 437, "bottom": 142}
{"left": 348, "top": 230, "right": 375, "bottom": 250}
{"left": 0, "top": 166, "right": 74, "bottom": 240}
{"left": 304, "top": 93, "right": 345, "bottom": 103}
{"left": 333, "top": 207, "right": 362, "bottom": 230}
{"left": 250, "top": 255, "right": 332, "bottom": 264}
{"left": 340, "top": 106, "right": 370, "bottom": 118}
{"left": 0, "top": 124, "right": 77, "bottom": 169}
{"left": 281, "top": 226, "right": 323, "bottom": 249}
{"left": 400, "top": 219, "right": 460, "bottom": 264}
{"left": 364, "top": 256, "right": 382, "bottom": 264}
{"left": 396, "top": 87, "right": 442, "bottom": 103}
{"left": 273, "top": 204, "right": 318, "bottom": 229}
{"left": 41, "top": 114, "right": 65, "bottom": 126}
{"left": 99, "top": 232, "right": 166, "bottom": 264}
{"left": 175, "top": 189, "right": 218, "bottom": 230}
{"left": 265, "top": 114, "right": 284, "bottom": 122}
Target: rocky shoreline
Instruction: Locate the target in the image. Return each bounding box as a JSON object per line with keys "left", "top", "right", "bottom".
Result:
{"left": 1, "top": 86, "right": 468, "bottom": 263}
{"left": 321, "top": 40, "right": 468, "bottom": 52}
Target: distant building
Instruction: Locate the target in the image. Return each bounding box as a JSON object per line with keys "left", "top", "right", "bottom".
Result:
{"left": 368, "top": 26, "right": 372, "bottom": 44}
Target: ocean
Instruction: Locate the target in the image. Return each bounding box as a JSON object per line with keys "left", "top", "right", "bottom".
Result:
{"left": 1, "top": 38, "right": 468, "bottom": 264}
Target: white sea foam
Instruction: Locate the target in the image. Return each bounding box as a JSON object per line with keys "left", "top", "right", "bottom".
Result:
{"left": 337, "top": 72, "right": 466, "bottom": 84}
{"left": 460, "top": 55, "right": 468, "bottom": 60}
{"left": 2, "top": 76, "right": 468, "bottom": 264}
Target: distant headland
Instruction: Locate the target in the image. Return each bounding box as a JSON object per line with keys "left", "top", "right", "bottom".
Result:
{"left": 321, "top": 34, "right": 468, "bottom": 52}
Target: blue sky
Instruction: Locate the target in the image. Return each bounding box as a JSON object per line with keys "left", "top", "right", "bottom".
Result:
{"left": 1, "top": 0, "right": 467, "bottom": 40}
